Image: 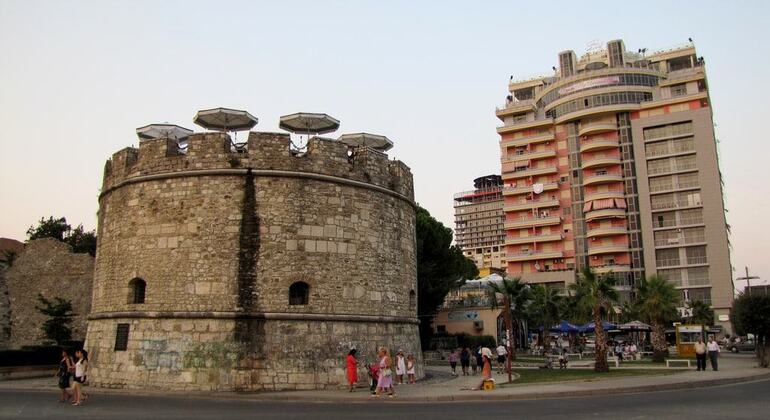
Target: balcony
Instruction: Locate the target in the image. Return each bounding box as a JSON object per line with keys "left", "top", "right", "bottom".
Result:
{"left": 502, "top": 166, "right": 559, "bottom": 180}
{"left": 506, "top": 250, "right": 564, "bottom": 262}
{"left": 583, "top": 173, "right": 623, "bottom": 186}
{"left": 502, "top": 182, "right": 559, "bottom": 196}
{"left": 501, "top": 149, "right": 557, "bottom": 163}
{"left": 500, "top": 133, "right": 555, "bottom": 148}
{"left": 584, "top": 208, "right": 626, "bottom": 221}
{"left": 495, "top": 99, "right": 536, "bottom": 119}
{"left": 580, "top": 138, "right": 618, "bottom": 153}
{"left": 587, "top": 244, "right": 629, "bottom": 256}
{"left": 505, "top": 233, "right": 563, "bottom": 246}
{"left": 504, "top": 198, "right": 560, "bottom": 212}
{"left": 578, "top": 122, "right": 617, "bottom": 136}
{"left": 504, "top": 215, "right": 562, "bottom": 229}
{"left": 583, "top": 190, "right": 624, "bottom": 202}
{"left": 586, "top": 226, "right": 628, "bottom": 238}
{"left": 582, "top": 156, "right": 622, "bottom": 169}
{"left": 592, "top": 264, "right": 632, "bottom": 274}
{"left": 497, "top": 119, "right": 554, "bottom": 134}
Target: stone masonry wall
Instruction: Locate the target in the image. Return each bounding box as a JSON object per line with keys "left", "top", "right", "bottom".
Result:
{"left": 5, "top": 239, "right": 93, "bottom": 348}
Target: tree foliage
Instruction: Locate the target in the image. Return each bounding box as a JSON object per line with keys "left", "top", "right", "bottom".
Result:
{"left": 527, "top": 284, "right": 563, "bottom": 350}
{"left": 488, "top": 277, "right": 530, "bottom": 360}
{"left": 26, "top": 216, "right": 97, "bottom": 256}
{"left": 636, "top": 275, "right": 680, "bottom": 362}
{"left": 416, "top": 206, "right": 478, "bottom": 344}
{"left": 35, "top": 294, "right": 75, "bottom": 345}
{"left": 569, "top": 268, "right": 618, "bottom": 372}
{"left": 688, "top": 299, "right": 714, "bottom": 327}
{"left": 732, "top": 293, "right": 770, "bottom": 368}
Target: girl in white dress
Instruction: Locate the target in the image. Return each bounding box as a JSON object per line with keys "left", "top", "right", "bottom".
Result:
{"left": 395, "top": 351, "right": 406, "bottom": 384}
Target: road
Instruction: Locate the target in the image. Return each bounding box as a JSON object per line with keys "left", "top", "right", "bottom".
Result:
{"left": 0, "top": 378, "right": 768, "bottom": 419}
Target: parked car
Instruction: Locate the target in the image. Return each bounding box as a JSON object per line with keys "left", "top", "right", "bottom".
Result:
{"left": 726, "top": 338, "right": 755, "bottom": 353}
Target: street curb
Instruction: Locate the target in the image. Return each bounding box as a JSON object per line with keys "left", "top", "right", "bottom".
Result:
{"left": 3, "top": 371, "right": 769, "bottom": 404}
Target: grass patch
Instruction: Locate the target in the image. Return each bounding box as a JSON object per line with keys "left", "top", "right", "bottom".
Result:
{"left": 501, "top": 368, "right": 682, "bottom": 386}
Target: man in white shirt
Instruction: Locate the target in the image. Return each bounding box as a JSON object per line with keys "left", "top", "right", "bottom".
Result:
{"left": 496, "top": 344, "right": 508, "bottom": 374}
{"left": 707, "top": 337, "right": 721, "bottom": 371}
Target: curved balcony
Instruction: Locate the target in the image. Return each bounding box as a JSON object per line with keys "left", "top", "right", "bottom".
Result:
{"left": 504, "top": 215, "right": 561, "bottom": 229}
{"left": 502, "top": 182, "right": 559, "bottom": 196}
{"left": 505, "top": 233, "right": 563, "bottom": 246}
{"left": 495, "top": 99, "right": 536, "bottom": 119}
{"left": 583, "top": 173, "right": 623, "bottom": 186}
{"left": 579, "top": 122, "right": 617, "bottom": 136}
{"left": 583, "top": 190, "right": 624, "bottom": 202}
{"left": 501, "top": 149, "right": 556, "bottom": 163}
{"left": 500, "top": 133, "right": 555, "bottom": 148}
{"left": 585, "top": 208, "right": 626, "bottom": 221}
{"left": 504, "top": 198, "right": 560, "bottom": 212}
{"left": 502, "top": 166, "right": 558, "bottom": 180}
{"left": 579, "top": 138, "right": 618, "bottom": 153}
{"left": 582, "top": 156, "right": 622, "bottom": 169}
{"left": 587, "top": 244, "right": 630, "bottom": 256}
{"left": 505, "top": 250, "right": 563, "bottom": 262}
{"left": 586, "top": 226, "right": 628, "bottom": 238}
{"left": 497, "top": 119, "right": 554, "bottom": 134}
{"left": 593, "top": 264, "right": 632, "bottom": 274}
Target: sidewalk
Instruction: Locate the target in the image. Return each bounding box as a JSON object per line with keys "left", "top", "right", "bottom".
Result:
{"left": 1, "top": 354, "right": 767, "bottom": 403}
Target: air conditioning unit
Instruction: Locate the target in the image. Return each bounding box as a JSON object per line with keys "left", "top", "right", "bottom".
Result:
{"left": 473, "top": 320, "right": 484, "bottom": 330}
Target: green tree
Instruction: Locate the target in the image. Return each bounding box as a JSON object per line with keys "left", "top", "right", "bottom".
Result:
{"left": 488, "top": 277, "right": 531, "bottom": 361}
{"left": 527, "top": 284, "right": 562, "bottom": 351}
{"left": 637, "top": 275, "right": 680, "bottom": 362}
{"left": 416, "top": 206, "right": 478, "bottom": 345}
{"left": 688, "top": 299, "right": 714, "bottom": 341}
{"left": 35, "top": 294, "right": 75, "bottom": 345}
{"left": 569, "top": 268, "right": 618, "bottom": 372}
{"left": 732, "top": 293, "right": 770, "bottom": 368}
{"left": 26, "top": 216, "right": 97, "bottom": 256}
{"left": 619, "top": 298, "right": 643, "bottom": 323}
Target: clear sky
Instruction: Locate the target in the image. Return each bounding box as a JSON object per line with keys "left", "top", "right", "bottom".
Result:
{"left": 1, "top": 0, "right": 768, "bottom": 289}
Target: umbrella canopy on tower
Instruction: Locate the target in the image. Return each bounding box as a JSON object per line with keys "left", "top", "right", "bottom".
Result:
{"left": 279, "top": 112, "right": 340, "bottom": 135}
{"left": 135, "top": 124, "right": 194, "bottom": 140}
{"left": 337, "top": 132, "right": 393, "bottom": 152}
{"left": 193, "top": 107, "right": 258, "bottom": 132}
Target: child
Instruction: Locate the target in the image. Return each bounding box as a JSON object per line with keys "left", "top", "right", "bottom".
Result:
{"left": 367, "top": 362, "right": 380, "bottom": 395}
{"left": 470, "top": 350, "right": 478, "bottom": 375}
{"left": 448, "top": 349, "right": 459, "bottom": 375}
{"left": 406, "top": 354, "right": 416, "bottom": 384}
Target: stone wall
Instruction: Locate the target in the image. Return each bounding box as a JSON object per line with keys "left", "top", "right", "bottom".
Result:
{"left": 87, "top": 132, "right": 421, "bottom": 390}
{"left": 5, "top": 239, "right": 93, "bottom": 348}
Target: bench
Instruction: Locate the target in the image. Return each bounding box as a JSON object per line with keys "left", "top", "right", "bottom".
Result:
{"left": 565, "top": 352, "right": 582, "bottom": 359}
{"left": 666, "top": 359, "right": 692, "bottom": 368}
{"left": 640, "top": 351, "right": 653, "bottom": 357}
{"left": 607, "top": 356, "right": 620, "bottom": 367}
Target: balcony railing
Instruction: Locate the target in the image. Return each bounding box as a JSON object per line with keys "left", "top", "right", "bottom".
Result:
{"left": 504, "top": 198, "right": 560, "bottom": 212}
{"left": 501, "top": 149, "right": 557, "bottom": 162}
{"left": 506, "top": 250, "right": 564, "bottom": 262}
{"left": 503, "top": 166, "right": 559, "bottom": 180}
{"left": 583, "top": 173, "right": 623, "bottom": 185}
{"left": 580, "top": 138, "right": 619, "bottom": 152}
{"left": 502, "top": 182, "right": 559, "bottom": 196}
{"left": 504, "top": 215, "right": 562, "bottom": 229}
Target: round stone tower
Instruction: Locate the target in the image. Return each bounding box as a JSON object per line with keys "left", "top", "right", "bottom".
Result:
{"left": 86, "top": 131, "right": 421, "bottom": 391}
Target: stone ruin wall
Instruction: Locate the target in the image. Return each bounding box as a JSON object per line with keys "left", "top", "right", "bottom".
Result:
{"left": 87, "top": 132, "right": 421, "bottom": 391}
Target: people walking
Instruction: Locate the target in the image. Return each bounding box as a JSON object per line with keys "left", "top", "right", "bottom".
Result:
{"left": 374, "top": 347, "right": 394, "bottom": 398}
{"left": 473, "top": 347, "right": 493, "bottom": 390}
{"left": 694, "top": 338, "right": 707, "bottom": 371}
{"left": 395, "top": 350, "right": 406, "bottom": 385}
{"left": 346, "top": 349, "right": 358, "bottom": 392}
{"left": 56, "top": 349, "right": 74, "bottom": 403}
{"left": 406, "top": 354, "right": 416, "bottom": 384}
{"left": 470, "top": 349, "right": 478, "bottom": 375}
{"left": 460, "top": 347, "right": 471, "bottom": 376}
{"left": 496, "top": 343, "right": 507, "bottom": 374}
{"left": 71, "top": 349, "right": 88, "bottom": 406}
{"left": 475, "top": 347, "right": 484, "bottom": 375}
{"left": 448, "top": 349, "right": 459, "bottom": 375}
{"left": 707, "top": 336, "right": 721, "bottom": 371}
{"left": 367, "top": 362, "right": 380, "bottom": 395}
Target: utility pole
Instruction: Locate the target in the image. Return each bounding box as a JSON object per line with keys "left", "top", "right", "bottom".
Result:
{"left": 736, "top": 266, "right": 760, "bottom": 295}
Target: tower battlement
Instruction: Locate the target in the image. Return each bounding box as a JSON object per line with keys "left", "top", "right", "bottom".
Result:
{"left": 102, "top": 132, "right": 414, "bottom": 200}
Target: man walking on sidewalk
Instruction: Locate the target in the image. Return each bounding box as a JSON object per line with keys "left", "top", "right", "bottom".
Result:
{"left": 694, "top": 338, "right": 707, "bottom": 371}
{"left": 707, "top": 336, "right": 720, "bottom": 371}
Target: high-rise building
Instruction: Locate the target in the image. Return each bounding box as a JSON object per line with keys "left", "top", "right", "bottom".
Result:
{"left": 496, "top": 39, "right": 733, "bottom": 333}
{"left": 454, "top": 175, "right": 506, "bottom": 271}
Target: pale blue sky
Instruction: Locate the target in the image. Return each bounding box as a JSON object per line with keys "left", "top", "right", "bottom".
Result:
{"left": 1, "top": 0, "right": 768, "bottom": 288}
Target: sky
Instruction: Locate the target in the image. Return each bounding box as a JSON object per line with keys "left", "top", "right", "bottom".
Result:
{"left": 1, "top": 0, "right": 768, "bottom": 289}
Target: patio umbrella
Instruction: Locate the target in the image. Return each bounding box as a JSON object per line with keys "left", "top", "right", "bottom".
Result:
{"left": 135, "top": 124, "right": 193, "bottom": 141}
{"left": 279, "top": 112, "right": 340, "bottom": 137}
{"left": 618, "top": 321, "right": 652, "bottom": 331}
{"left": 193, "top": 107, "right": 258, "bottom": 132}
{"left": 579, "top": 321, "right": 617, "bottom": 332}
{"left": 550, "top": 320, "right": 581, "bottom": 333}
{"left": 337, "top": 132, "right": 393, "bottom": 152}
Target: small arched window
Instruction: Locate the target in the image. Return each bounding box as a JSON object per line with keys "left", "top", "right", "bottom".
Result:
{"left": 289, "top": 281, "right": 309, "bottom": 305}
{"left": 129, "top": 278, "right": 146, "bottom": 304}
{"left": 409, "top": 290, "right": 416, "bottom": 310}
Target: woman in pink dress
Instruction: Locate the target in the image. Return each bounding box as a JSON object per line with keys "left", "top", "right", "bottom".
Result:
{"left": 346, "top": 349, "right": 358, "bottom": 392}
{"left": 374, "top": 347, "right": 394, "bottom": 398}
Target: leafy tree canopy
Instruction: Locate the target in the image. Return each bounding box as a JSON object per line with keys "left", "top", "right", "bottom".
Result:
{"left": 26, "top": 216, "right": 97, "bottom": 256}
{"left": 36, "top": 294, "right": 76, "bottom": 345}
{"left": 732, "top": 293, "right": 770, "bottom": 368}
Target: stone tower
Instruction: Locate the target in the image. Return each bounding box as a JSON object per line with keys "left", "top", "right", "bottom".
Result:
{"left": 86, "top": 131, "right": 421, "bottom": 391}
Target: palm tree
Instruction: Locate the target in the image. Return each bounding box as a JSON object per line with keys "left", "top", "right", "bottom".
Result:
{"left": 527, "top": 285, "right": 562, "bottom": 352}
{"left": 689, "top": 299, "right": 714, "bottom": 340}
{"left": 488, "top": 277, "right": 531, "bottom": 361}
{"left": 569, "top": 268, "right": 618, "bottom": 372}
{"left": 637, "top": 275, "right": 680, "bottom": 363}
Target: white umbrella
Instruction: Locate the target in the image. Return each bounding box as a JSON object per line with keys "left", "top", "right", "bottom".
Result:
{"left": 135, "top": 124, "right": 193, "bottom": 141}
{"left": 279, "top": 112, "right": 340, "bottom": 136}
{"left": 337, "top": 132, "right": 393, "bottom": 152}
{"left": 193, "top": 107, "right": 258, "bottom": 132}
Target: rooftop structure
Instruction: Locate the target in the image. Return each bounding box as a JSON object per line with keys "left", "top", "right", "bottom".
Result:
{"left": 454, "top": 175, "right": 506, "bottom": 271}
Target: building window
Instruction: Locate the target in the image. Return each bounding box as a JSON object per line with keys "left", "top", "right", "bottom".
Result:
{"left": 128, "top": 278, "right": 146, "bottom": 304}
{"left": 671, "top": 83, "right": 687, "bottom": 97}
{"left": 114, "top": 323, "right": 130, "bottom": 351}
{"left": 289, "top": 281, "right": 309, "bottom": 305}
{"left": 437, "top": 325, "right": 447, "bottom": 333}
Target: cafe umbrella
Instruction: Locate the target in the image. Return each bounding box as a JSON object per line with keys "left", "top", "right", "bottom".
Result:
{"left": 279, "top": 112, "right": 340, "bottom": 150}
{"left": 135, "top": 123, "right": 194, "bottom": 141}
{"left": 193, "top": 107, "right": 258, "bottom": 143}
{"left": 337, "top": 132, "right": 393, "bottom": 152}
